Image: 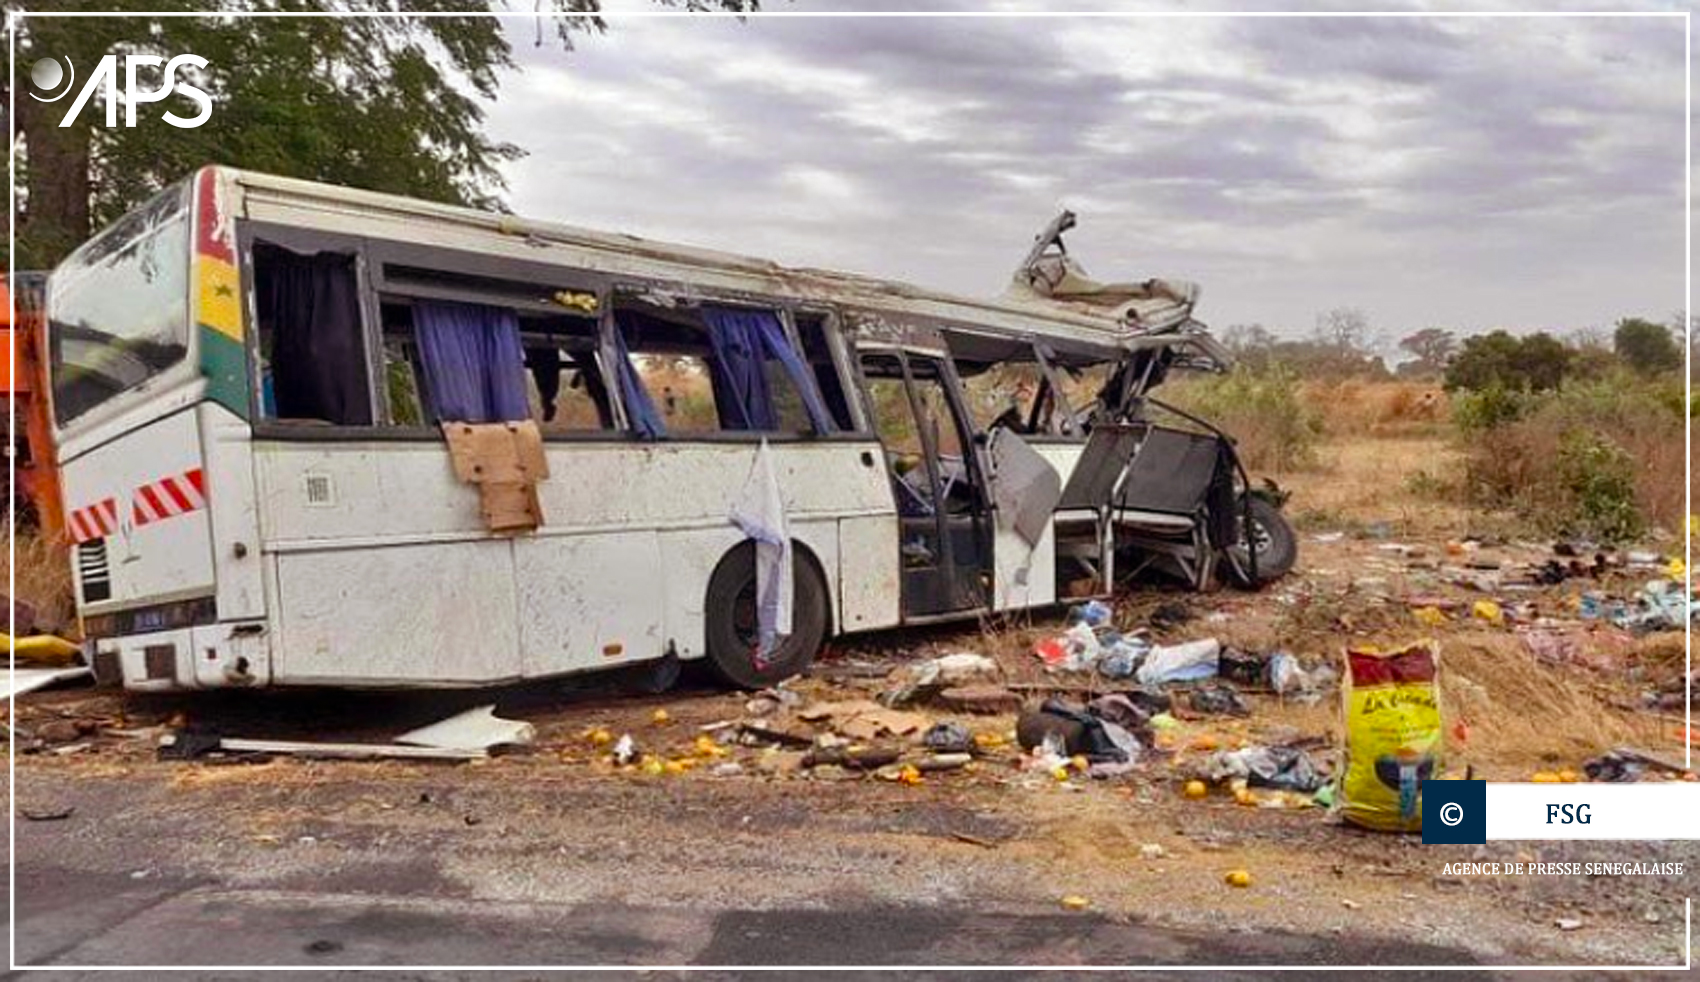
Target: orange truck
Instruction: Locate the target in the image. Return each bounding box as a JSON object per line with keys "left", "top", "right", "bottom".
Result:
{"left": 4, "top": 272, "right": 64, "bottom": 539}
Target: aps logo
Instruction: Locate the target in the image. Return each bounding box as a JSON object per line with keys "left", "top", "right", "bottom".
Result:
{"left": 28, "top": 53, "right": 212, "bottom": 129}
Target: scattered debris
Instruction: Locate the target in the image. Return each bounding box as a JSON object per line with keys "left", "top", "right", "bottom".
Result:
{"left": 1186, "top": 682, "right": 1249, "bottom": 717}
{"left": 1201, "top": 745, "right": 1325, "bottom": 792}
{"left": 18, "top": 805, "right": 74, "bottom": 821}
{"left": 1034, "top": 623, "right": 1104, "bottom": 672}
{"left": 935, "top": 685, "right": 1022, "bottom": 715}
{"left": 881, "top": 653, "right": 1000, "bottom": 707}
{"left": 1069, "top": 600, "right": 1113, "bottom": 628}
{"left": 2, "top": 633, "right": 82, "bottom": 667}
{"left": 1, "top": 666, "right": 93, "bottom": 699}
{"left": 395, "top": 705, "right": 536, "bottom": 752}
{"left": 1097, "top": 635, "right": 1150, "bottom": 680}
{"left": 1268, "top": 652, "right": 1332, "bottom": 703}
{"left": 167, "top": 736, "right": 488, "bottom": 762}
{"left": 922, "top": 721, "right": 972, "bottom": 754}
{"left": 796, "top": 700, "right": 929, "bottom": 741}
{"left": 802, "top": 746, "right": 901, "bottom": 770}
{"left": 1136, "top": 638, "right": 1220, "bottom": 685}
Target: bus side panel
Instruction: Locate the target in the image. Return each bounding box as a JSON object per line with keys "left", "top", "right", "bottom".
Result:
{"left": 649, "top": 520, "right": 842, "bottom": 666}
{"left": 516, "top": 530, "right": 664, "bottom": 677}
{"left": 253, "top": 438, "right": 893, "bottom": 685}
{"left": 62, "top": 408, "right": 215, "bottom": 610}
{"left": 653, "top": 526, "right": 744, "bottom": 665}
{"left": 837, "top": 514, "right": 901, "bottom": 632}
{"left": 991, "top": 521, "right": 1057, "bottom": 612}
{"left": 274, "top": 540, "right": 522, "bottom": 685}
{"left": 198, "top": 402, "right": 265, "bottom": 621}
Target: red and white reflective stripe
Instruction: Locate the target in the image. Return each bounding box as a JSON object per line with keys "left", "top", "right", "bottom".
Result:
{"left": 131, "top": 468, "right": 207, "bottom": 528}
{"left": 68, "top": 498, "right": 120, "bottom": 545}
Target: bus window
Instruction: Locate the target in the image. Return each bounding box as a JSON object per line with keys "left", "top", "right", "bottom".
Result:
{"left": 253, "top": 242, "right": 373, "bottom": 425}
{"left": 49, "top": 183, "right": 191, "bottom": 425}
{"left": 960, "top": 361, "right": 1046, "bottom": 434}
{"left": 377, "top": 298, "right": 558, "bottom": 426}
{"left": 519, "top": 314, "right": 614, "bottom": 433}
{"left": 796, "top": 312, "right": 856, "bottom": 431}
{"left": 638, "top": 353, "right": 720, "bottom": 434}
{"left": 613, "top": 301, "right": 834, "bottom": 437}
{"left": 1055, "top": 361, "right": 1112, "bottom": 415}
{"left": 379, "top": 302, "right": 427, "bottom": 427}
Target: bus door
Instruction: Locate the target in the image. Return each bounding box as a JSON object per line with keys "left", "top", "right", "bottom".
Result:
{"left": 858, "top": 349, "right": 992, "bottom": 618}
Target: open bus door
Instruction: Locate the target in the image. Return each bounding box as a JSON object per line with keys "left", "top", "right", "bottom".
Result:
{"left": 857, "top": 348, "right": 994, "bottom": 619}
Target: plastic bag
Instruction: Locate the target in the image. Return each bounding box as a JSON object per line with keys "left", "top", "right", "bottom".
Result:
{"left": 1269, "top": 652, "right": 1333, "bottom": 704}
{"left": 1097, "top": 636, "right": 1150, "bottom": 679}
{"left": 1036, "top": 623, "right": 1104, "bottom": 672}
{"left": 1136, "top": 638, "right": 1220, "bottom": 685}
{"left": 1339, "top": 640, "right": 1442, "bottom": 832}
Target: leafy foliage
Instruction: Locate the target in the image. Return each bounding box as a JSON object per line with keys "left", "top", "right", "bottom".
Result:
{"left": 11, "top": 0, "right": 753, "bottom": 268}
{"left": 1612, "top": 317, "right": 1682, "bottom": 375}
{"left": 1443, "top": 329, "right": 1572, "bottom": 393}
{"left": 1458, "top": 372, "right": 1683, "bottom": 539}
{"left": 1396, "top": 327, "right": 1457, "bottom": 377}
{"left": 1163, "top": 364, "right": 1323, "bottom": 472}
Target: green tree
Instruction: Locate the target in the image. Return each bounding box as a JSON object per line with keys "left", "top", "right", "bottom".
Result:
{"left": 10, "top": 0, "right": 752, "bottom": 269}
{"left": 1612, "top": 317, "right": 1681, "bottom": 374}
{"left": 1444, "top": 329, "right": 1572, "bottom": 393}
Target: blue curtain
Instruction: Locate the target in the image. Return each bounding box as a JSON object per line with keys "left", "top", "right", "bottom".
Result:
{"left": 612, "top": 325, "right": 666, "bottom": 439}
{"left": 414, "top": 301, "right": 530, "bottom": 423}
{"left": 700, "top": 306, "right": 834, "bottom": 433}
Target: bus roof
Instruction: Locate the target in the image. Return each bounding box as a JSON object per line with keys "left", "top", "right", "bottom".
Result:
{"left": 223, "top": 167, "right": 1206, "bottom": 359}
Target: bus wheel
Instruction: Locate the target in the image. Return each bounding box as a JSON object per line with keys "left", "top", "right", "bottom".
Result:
{"left": 704, "top": 542, "right": 828, "bottom": 689}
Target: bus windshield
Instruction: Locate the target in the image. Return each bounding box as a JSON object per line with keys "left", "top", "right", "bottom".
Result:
{"left": 50, "top": 182, "right": 192, "bottom": 426}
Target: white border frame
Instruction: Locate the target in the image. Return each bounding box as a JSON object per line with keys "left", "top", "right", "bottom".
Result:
{"left": 5, "top": 6, "right": 1693, "bottom": 973}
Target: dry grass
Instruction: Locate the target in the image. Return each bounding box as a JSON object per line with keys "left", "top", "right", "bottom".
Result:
{"left": 1435, "top": 633, "right": 1660, "bottom": 776}
{"left": 1299, "top": 379, "right": 1450, "bottom": 440}
{"left": 1277, "top": 435, "right": 1482, "bottom": 538}
{"left": 1470, "top": 407, "right": 1685, "bottom": 537}
{"left": 4, "top": 521, "right": 73, "bottom": 634}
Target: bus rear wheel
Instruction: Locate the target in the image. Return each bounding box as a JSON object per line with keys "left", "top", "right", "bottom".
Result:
{"left": 704, "top": 542, "right": 827, "bottom": 689}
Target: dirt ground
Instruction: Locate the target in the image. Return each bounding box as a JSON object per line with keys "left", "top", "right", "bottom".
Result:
{"left": 7, "top": 429, "right": 1696, "bottom": 969}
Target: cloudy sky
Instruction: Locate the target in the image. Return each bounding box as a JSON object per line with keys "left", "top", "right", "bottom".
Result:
{"left": 485, "top": 3, "right": 1689, "bottom": 345}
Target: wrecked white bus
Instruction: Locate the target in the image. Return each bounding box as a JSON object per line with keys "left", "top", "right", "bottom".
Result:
{"left": 50, "top": 169, "right": 1289, "bottom": 693}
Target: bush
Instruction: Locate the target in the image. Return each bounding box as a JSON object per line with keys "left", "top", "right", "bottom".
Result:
{"left": 1554, "top": 429, "right": 1643, "bottom": 542}
{"left": 1459, "top": 373, "right": 1682, "bottom": 539}
{"left": 1163, "top": 364, "right": 1323, "bottom": 472}
{"left": 1444, "top": 330, "right": 1572, "bottom": 393}
{"left": 1614, "top": 317, "right": 1682, "bottom": 375}
{"left": 1452, "top": 382, "right": 1531, "bottom": 432}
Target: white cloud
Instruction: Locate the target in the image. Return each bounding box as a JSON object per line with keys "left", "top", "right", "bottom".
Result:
{"left": 484, "top": 10, "right": 1688, "bottom": 340}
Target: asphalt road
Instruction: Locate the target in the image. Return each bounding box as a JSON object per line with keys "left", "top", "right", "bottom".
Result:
{"left": 7, "top": 860, "right": 1490, "bottom": 975}
{"left": 4, "top": 682, "right": 1687, "bottom": 977}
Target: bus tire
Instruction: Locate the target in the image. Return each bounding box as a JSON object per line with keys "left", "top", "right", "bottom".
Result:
{"left": 1223, "top": 496, "right": 1298, "bottom": 589}
{"left": 704, "top": 541, "right": 828, "bottom": 689}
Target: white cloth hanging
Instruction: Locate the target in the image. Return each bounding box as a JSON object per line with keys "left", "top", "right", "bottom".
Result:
{"left": 729, "top": 439, "right": 792, "bottom": 659}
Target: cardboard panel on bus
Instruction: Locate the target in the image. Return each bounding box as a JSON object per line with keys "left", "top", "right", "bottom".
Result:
{"left": 441, "top": 421, "right": 550, "bottom": 533}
